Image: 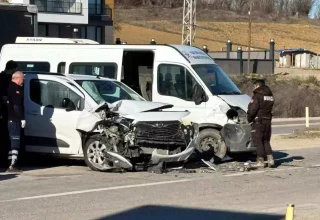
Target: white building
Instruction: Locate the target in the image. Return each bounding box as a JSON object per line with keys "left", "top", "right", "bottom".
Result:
{"left": 10, "top": 0, "right": 114, "bottom": 44}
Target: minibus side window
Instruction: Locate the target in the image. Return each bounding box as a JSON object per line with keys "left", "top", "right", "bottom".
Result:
{"left": 69, "top": 62, "right": 117, "bottom": 79}
{"left": 14, "top": 61, "right": 50, "bottom": 72}
{"left": 157, "top": 64, "right": 199, "bottom": 101}
{"left": 57, "top": 62, "right": 66, "bottom": 73}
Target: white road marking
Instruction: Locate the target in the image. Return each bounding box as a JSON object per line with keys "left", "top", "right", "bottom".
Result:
{"left": 0, "top": 179, "right": 192, "bottom": 203}
{"left": 224, "top": 166, "right": 304, "bottom": 177}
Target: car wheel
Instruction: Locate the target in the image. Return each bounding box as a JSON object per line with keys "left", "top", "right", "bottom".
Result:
{"left": 197, "top": 128, "right": 227, "bottom": 161}
{"left": 84, "top": 136, "right": 113, "bottom": 171}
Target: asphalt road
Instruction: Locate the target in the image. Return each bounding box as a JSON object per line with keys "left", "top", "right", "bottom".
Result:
{"left": 1, "top": 147, "right": 320, "bottom": 220}
{"left": 272, "top": 123, "right": 320, "bottom": 135}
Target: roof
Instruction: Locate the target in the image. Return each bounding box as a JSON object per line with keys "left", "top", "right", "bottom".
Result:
{"left": 277, "top": 48, "right": 317, "bottom": 55}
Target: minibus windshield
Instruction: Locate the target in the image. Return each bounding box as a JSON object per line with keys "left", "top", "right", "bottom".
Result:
{"left": 192, "top": 64, "right": 242, "bottom": 95}
{"left": 75, "top": 79, "right": 145, "bottom": 104}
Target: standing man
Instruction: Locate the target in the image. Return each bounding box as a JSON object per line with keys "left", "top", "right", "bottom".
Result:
{"left": 0, "top": 60, "right": 18, "bottom": 168}
{"left": 6, "top": 71, "right": 25, "bottom": 172}
{"left": 247, "top": 79, "right": 275, "bottom": 168}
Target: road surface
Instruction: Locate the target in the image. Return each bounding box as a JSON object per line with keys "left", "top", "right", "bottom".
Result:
{"left": 1, "top": 147, "right": 320, "bottom": 220}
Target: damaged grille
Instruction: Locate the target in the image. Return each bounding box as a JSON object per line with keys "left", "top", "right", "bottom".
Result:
{"left": 134, "top": 121, "right": 185, "bottom": 145}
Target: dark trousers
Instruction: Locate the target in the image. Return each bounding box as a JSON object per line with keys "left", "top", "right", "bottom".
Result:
{"left": 251, "top": 120, "right": 273, "bottom": 158}
{"left": 8, "top": 121, "right": 21, "bottom": 162}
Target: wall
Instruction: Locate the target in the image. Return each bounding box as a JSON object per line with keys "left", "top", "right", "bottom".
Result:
{"left": 295, "top": 53, "right": 311, "bottom": 68}
{"left": 209, "top": 51, "right": 271, "bottom": 59}
{"left": 214, "top": 59, "right": 273, "bottom": 75}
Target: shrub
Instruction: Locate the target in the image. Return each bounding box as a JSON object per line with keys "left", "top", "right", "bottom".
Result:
{"left": 230, "top": 75, "right": 320, "bottom": 118}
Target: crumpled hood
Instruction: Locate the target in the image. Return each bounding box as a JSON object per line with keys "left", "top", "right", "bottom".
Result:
{"left": 218, "top": 94, "right": 251, "bottom": 112}
{"left": 109, "top": 100, "right": 174, "bottom": 115}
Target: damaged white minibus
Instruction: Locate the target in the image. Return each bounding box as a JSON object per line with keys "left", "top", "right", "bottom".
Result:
{"left": 0, "top": 37, "right": 254, "bottom": 161}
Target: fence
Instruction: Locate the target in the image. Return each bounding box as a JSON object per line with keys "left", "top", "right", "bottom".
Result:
{"left": 206, "top": 40, "right": 276, "bottom": 75}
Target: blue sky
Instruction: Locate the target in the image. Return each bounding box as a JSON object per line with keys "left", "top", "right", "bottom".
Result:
{"left": 310, "top": 0, "right": 320, "bottom": 18}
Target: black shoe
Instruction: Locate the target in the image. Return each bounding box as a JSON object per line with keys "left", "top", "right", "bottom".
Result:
{"left": 6, "top": 165, "right": 22, "bottom": 173}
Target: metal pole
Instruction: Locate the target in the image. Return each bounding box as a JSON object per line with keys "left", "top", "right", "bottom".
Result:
{"left": 238, "top": 47, "right": 243, "bottom": 74}
{"left": 270, "top": 39, "right": 275, "bottom": 74}
{"left": 227, "top": 40, "right": 232, "bottom": 59}
{"left": 306, "top": 107, "right": 310, "bottom": 128}
{"left": 247, "top": 0, "right": 252, "bottom": 74}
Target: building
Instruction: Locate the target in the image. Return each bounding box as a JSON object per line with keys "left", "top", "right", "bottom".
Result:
{"left": 277, "top": 48, "right": 320, "bottom": 69}
{"left": 10, "top": 0, "right": 114, "bottom": 44}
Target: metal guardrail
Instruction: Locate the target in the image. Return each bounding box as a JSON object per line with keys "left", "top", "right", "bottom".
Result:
{"left": 88, "top": 3, "right": 112, "bottom": 18}
{"left": 30, "top": 0, "right": 82, "bottom": 14}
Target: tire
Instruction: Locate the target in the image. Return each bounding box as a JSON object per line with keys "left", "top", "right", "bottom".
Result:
{"left": 197, "top": 128, "right": 227, "bottom": 161}
{"left": 83, "top": 135, "right": 112, "bottom": 172}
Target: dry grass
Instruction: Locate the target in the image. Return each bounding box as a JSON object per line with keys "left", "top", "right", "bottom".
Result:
{"left": 115, "top": 9, "right": 320, "bottom": 53}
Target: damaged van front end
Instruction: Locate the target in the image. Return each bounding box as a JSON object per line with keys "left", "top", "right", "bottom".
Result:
{"left": 218, "top": 95, "right": 255, "bottom": 154}
{"left": 76, "top": 100, "right": 198, "bottom": 171}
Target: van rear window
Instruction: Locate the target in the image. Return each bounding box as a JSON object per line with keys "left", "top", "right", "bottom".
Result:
{"left": 14, "top": 61, "right": 50, "bottom": 72}
{"left": 69, "top": 62, "right": 117, "bottom": 79}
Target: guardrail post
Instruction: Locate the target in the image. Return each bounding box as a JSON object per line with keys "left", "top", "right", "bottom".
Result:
{"left": 306, "top": 107, "right": 310, "bottom": 128}
{"left": 285, "top": 204, "right": 295, "bottom": 220}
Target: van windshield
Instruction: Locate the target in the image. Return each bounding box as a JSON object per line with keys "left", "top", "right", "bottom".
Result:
{"left": 192, "top": 64, "right": 242, "bottom": 95}
{"left": 75, "top": 80, "right": 145, "bottom": 104}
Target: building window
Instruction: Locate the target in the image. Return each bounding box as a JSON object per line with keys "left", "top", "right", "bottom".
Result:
{"left": 80, "top": 26, "right": 103, "bottom": 43}
{"left": 38, "top": 24, "right": 47, "bottom": 37}
{"left": 48, "top": 24, "right": 59, "bottom": 37}
{"left": 89, "top": 0, "right": 103, "bottom": 15}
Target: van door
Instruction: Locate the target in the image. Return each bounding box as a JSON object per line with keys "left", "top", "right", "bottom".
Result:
{"left": 64, "top": 48, "right": 123, "bottom": 80}
{"left": 152, "top": 62, "right": 208, "bottom": 123}
{"left": 24, "top": 74, "right": 85, "bottom": 155}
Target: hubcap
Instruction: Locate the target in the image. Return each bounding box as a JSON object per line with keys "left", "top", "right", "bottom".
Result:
{"left": 200, "top": 137, "right": 219, "bottom": 153}
{"left": 87, "top": 141, "right": 110, "bottom": 170}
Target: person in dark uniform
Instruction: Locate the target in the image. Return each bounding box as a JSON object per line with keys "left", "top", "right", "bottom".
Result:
{"left": 6, "top": 71, "right": 25, "bottom": 172}
{"left": 247, "top": 79, "right": 275, "bottom": 168}
{"left": 0, "top": 60, "right": 18, "bottom": 168}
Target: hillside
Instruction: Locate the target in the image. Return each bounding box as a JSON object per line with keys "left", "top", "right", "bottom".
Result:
{"left": 114, "top": 8, "right": 320, "bottom": 53}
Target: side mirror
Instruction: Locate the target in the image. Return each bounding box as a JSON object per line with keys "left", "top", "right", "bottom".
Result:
{"left": 62, "top": 98, "right": 76, "bottom": 111}
{"left": 193, "top": 84, "right": 208, "bottom": 105}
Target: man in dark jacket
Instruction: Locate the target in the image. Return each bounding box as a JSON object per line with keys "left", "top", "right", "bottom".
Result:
{"left": 0, "top": 60, "right": 18, "bottom": 117}
{"left": 247, "top": 79, "right": 275, "bottom": 168}
{"left": 0, "top": 61, "right": 18, "bottom": 168}
{"left": 6, "top": 71, "right": 25, "bottom": 172}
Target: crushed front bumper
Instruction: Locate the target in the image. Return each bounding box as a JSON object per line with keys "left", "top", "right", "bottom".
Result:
{"left": 220, "top": 123, "right": 255, "bottom": 153}
{"left": 150, "top": 122, "right": 199, "bottom": 165}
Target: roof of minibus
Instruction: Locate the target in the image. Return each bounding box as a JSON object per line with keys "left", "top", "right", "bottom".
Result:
{"left": 2, "top": 43, "right": 216, "bottom": 65}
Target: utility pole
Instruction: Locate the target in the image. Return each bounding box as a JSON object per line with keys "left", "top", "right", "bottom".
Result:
{"left": 182, "top": 0, "right": 197, "bottom": 46}
{"left": 247, "top": 0, "right": 252, "bottom": 74}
